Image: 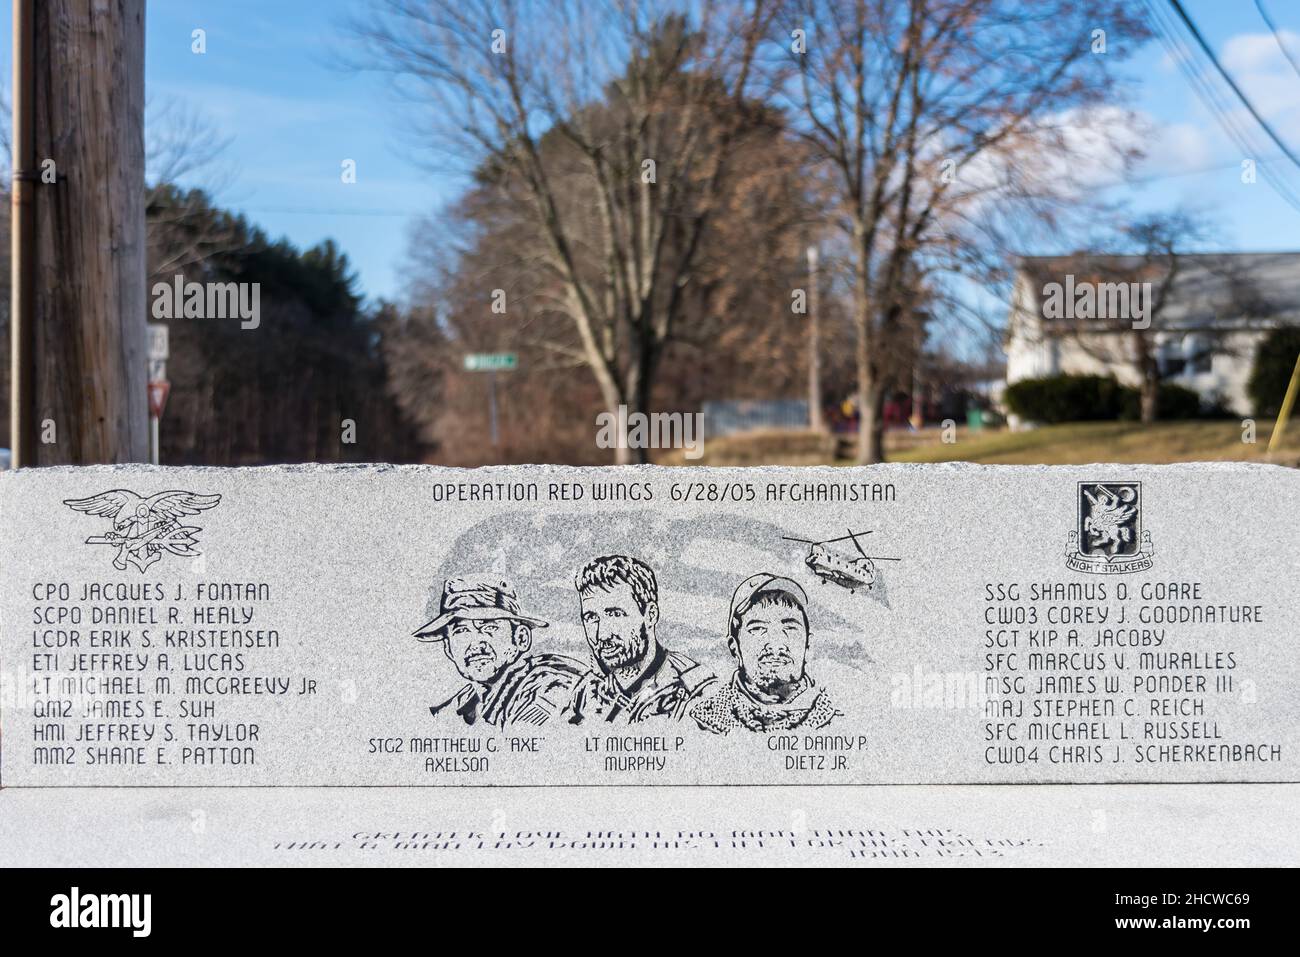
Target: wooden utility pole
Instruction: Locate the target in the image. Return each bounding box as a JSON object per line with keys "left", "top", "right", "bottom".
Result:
{"left": 806, "top": 244, "right": 824, "bottom": 432}
{"left": 9, "top": 0, "right": 35, "bottom": 464}
{"left": 910, "top": 325, "right": 924, "bottom": 430}
{"left": 11, "top": 0, "right": 148, "bottom": 466}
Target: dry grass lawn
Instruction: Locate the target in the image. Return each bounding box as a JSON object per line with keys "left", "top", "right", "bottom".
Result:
{"left": 659, "top": 421, "right": 1300, "bottom": 467}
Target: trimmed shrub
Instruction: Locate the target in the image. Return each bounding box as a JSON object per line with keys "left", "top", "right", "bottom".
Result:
{"left": 1118, "top": 382, "right": 1202, "bottom": 421}
{"left": 1006, "top": 374, "right": 1210, "bottom": 423}
{"left": 1247, "top": 325, "right": 1300, "bottom": 418}
{"left": 1003, "top": 374, "right": 1129, "bottom": 424}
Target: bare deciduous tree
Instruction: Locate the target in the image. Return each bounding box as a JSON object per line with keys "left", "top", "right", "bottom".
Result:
{"left": 782, "top": 0, "right": 1149, "bottom": 461}
{"left": 144, "top": 98, "right": 243, "bottom": 284}
{"left": 358, "top": 0, "right": 785, "bottom": 462}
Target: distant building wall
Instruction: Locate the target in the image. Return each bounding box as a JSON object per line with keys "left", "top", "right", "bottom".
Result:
{"left": 1007, "top": 326, "right": 1263, "bottom": 414}
{"left": 1005, "top": 274, "right": 1267, "bottom": 414}
{"left": 702, "top": 399, "right": 810, "bottom": 438}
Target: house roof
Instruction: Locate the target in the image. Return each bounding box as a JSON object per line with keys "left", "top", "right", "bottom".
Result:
{"left": 1014, "top": 251, "right": 1300, "bottom": 328}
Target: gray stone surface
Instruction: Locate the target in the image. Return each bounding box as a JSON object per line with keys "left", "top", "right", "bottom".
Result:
{"left": 3, "top": 783, "right": 1297, "bottom": 867}
{"left": 2, "top": 462, "right": 1297, "bottom": 792}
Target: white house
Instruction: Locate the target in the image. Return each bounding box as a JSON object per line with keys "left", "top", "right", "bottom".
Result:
{"left": 1004, "top": 252, "right": 1300, "bottom": 415}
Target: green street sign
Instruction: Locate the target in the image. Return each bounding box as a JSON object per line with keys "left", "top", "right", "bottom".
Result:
{"left": 464, "top": 352, "right": 518, "bottom": 371}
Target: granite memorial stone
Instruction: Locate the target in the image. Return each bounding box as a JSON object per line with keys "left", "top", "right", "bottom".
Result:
{"left": 1, "top": 462, "right": 1295, "bottom": 788}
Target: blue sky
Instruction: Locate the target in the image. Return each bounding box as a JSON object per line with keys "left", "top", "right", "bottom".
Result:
{"left": 1100, "top": 0, "right": 1300, "bottom": 246}
{"left": 4, "top": 0, "right": 1300, "bottom": 305}
{"left": 133, "top": 0, "right": 452, "bottom": 302}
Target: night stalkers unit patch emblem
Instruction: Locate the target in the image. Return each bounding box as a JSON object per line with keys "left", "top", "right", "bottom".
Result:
{"left": 1065, "top": 481, "right": 1154, "bottom": 575}
{"left": 64, "top": 489, "right": 222, "bottom": 572}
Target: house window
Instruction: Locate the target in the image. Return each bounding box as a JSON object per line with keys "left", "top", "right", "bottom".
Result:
{"left": 1157, "top": 339, "right": 1185, "bottom": 377}
{"left": 1185, "top": 334, "right": 1212, "bottom": 375}
{"left": 1159, "top": 336, "right": 1212, "bottom": 378}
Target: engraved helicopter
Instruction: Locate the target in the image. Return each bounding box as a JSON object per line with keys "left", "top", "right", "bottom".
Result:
{"left": 781, "top": 529, "right": 901, "bottom": 593}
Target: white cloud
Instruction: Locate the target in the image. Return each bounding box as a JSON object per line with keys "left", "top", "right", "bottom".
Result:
{"left": 952, "top": 104, "right": 1147, "bottom": 203}
{"left": 1221, "top": 29, "right": 1300, "bottom": 74}
{"left": 1217, "top": 30, "right": 1300, "bottom": 142}
{"left": 1139, "top": 119, "right": 1215, "bottom": 174}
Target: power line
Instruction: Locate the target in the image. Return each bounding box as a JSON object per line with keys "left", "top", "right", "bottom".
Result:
{"left": 1254, "top": 0, "right": 1300, "bottom": 84}
{"left": 1146, "top": 0, "right": 1300, "bottom": 211}
{"left": 237, "top": 205, "right": 416, "bottom": 218}
{"left": 1166, "top": 0, "right": 1300, "bottom": 174}
{"left": 1104, "top": 154, "right": 1281, "bottom": 190}
{"left": 178, "top": 2, "right": 1300, "bottom": 226}
{"left": 238, "top": 159, "right": 1265, "bottom": 220}
{"left": 217, "top": 1, "right": 1300, "bottom": 226}
{"left": 1144, "top": 0, "right": 1300, "bottom": 215}
{"left": 1149, "top": 0, "right": 1265, "bottom": 160}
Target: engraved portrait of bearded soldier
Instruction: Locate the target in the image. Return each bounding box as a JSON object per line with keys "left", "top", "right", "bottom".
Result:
{"left": 692, "top": 574, "right": 840, "bottom": 733}
{"left": 415, "top": 577, "right": 584, "bottom": 727}
{"left": 564, "top": 555, "right": 716, "bottom": 724}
